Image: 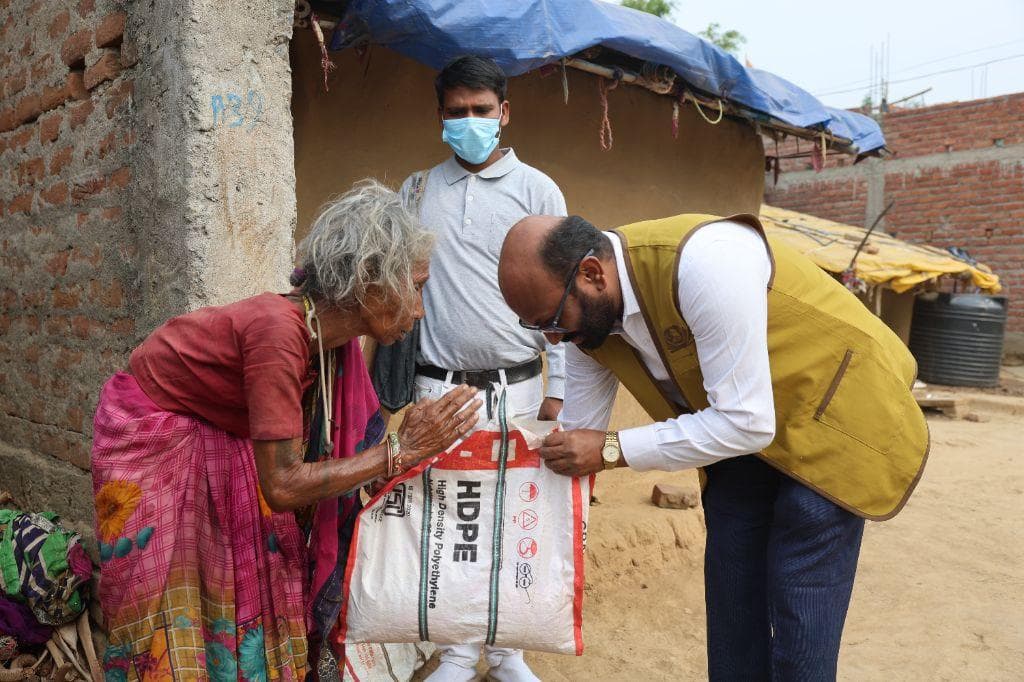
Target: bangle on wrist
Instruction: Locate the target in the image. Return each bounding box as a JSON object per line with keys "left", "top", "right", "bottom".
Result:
{"left": 385, "top": 436, "right": 395, "bottom": 478}
{"left": 388, "top": 432, "right": 404, "bottom": 476}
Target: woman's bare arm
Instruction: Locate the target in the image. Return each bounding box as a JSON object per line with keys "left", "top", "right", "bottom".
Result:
{"left": 252, "top": 384, "right": 481, "bottom": 511}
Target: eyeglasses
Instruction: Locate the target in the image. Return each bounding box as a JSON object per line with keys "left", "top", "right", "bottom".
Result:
{"left": 519, "top": 248, "right": 594, "bottom": 334}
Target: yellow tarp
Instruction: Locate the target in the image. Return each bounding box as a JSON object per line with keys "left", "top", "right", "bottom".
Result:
{"left": 760, "top": 205, "right": 1001, "bottom": 294}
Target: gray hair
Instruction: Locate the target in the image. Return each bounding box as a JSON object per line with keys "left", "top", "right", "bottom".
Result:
{"left": 294, "top": 179, "right": 434, "bottom": 312}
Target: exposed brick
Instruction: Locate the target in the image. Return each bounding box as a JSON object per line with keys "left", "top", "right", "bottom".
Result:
{"left": 48, "top": 9, "right": 70, "bottom": 39}
{"left": 8, "top": 192, "right": 33, "bottom": 215}
{"left": 120, "top": 38, "right": 138, "bottom": 69}
{"left": 40, "top": 182, "right": 68, "bottom": 205}
{"left": 0, "top": 107, "right": 14, "bottom": 133}
{"left": 83, "top": 49, "right": 120, "bottom": 90}
{"left": 39, "top": 81, "right": 69, "bottom": 113}
{"left": 104, "top": 78, "right": 133, "bottom": 119}
{"left": 95, "top": 12, "right": 126, "bottom": 48}
{"left": 71, "top": 176, "right": 105, "bottom": 203}
{"left": 17, "top": 157, "right": 45, "bottom": 186}
{"left": 38, "top": 111, "right": 61, "bottom": 143}
{"left": 55, "top": 348, "right": 83, "bottom": 370}
{"left": 91, "top": 278, "right": 123, "bottom": 308}
{"left": 651, "top": 482, "right": 699, "bottom": 509}
{"left": 66, "top": 71, "right": 88, "bottom": 101}
{"left": 65, "top": 406, "right": 84, "bottom": 432}
{"left": 44, "top": 434, "right": 90, "bottom": 471}
{"left": 68, "top": 98, "right": 94, "bottom": 129}
{"left": 76, "top": 0, "right": 95, "bottom": 18}
{"left": 49, "top": 146, "right": 73, "bottom": 176}
{"left": 60, "top": 29, "right": 92, "bottom": 68}
{"left": 15, "top": 93, "right": 42, "bottom": 125}
{"left": 108, "top": 166, "right": 130, "bottom": 189}
{"left": 97, "top": 130, "right": 116, "bottom": 157}
{"left": 767, "top": 92, "right": 1024, "bottom": 334}
{"left": 3, "top": 68, "right": 26, "bottom": 97}
{"left": 7, "top": 126, "right": 34, "bottom": 152}
{"left": 45, "top": 250, "right": 70, "bottom": 277}
{"left": 111, "top": 318, "right": 134, "bottom": 334}
{"left": 101, "top": 206, "right": 122, "bottom": 220}
{"left": 30, "top": 54, "right": 53, "bottom": 82}
{"left": 53, "top": 285, "right": 80, "bottom": 309}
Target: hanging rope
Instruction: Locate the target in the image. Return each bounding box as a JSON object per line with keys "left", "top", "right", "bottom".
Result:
{"left": 691, "top": 95, "right": 724, "bottom": 124}
{"left": 310, "top": 12, "right": 336, "bottom": 92}
{"left": 598, "top": 74, "right": 620, "bottom": 151}
{"left": 560, "top": 58, "right": 570, "bottom": 104}
{"left": 773, "top": 137, "right": 781, "bottom": 186}
{"left": 810, "top": 137, "right": 824, "bottom": 172}
{"left": 671, "top": 99, "right": 680, "bottom": 139}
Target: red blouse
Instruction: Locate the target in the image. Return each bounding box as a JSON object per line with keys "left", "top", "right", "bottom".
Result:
{"left": 129, "top": 292, "right": 314, "bottom": 440}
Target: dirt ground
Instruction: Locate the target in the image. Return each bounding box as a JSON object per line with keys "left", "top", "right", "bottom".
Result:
{"left": 416, "top": 373, "right": 1024, "bottom": 681}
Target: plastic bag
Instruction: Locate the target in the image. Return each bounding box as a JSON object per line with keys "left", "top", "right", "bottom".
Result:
{"left": 339, "top": 397, "right": 589, "bottom": 655}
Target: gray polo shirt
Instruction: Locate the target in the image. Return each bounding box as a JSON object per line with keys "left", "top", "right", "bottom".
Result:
{"left": 400, "top": 149, "right": 567, "bottom": 398}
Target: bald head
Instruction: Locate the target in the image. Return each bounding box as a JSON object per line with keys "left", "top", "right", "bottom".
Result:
{"left": 498, "top": 215, "right": 564, "bottom": 313}
{"left": 498, "top": 214, "right": 621, "bottom": 346}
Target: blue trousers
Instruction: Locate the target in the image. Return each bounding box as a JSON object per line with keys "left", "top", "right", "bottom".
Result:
{"left": 702, "top": 455, "right": 865, "bottom": 682}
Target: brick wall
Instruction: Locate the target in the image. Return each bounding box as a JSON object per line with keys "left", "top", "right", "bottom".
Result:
{"left": 766, "top": 93, "right": 1024, "bottom": 339}
{"left": 0, "top": 0, "right": 137, "bottom": 477}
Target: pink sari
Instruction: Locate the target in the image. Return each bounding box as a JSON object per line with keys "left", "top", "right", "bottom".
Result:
{"left": 92, "top": 341, "right": 381, "bottom": 681}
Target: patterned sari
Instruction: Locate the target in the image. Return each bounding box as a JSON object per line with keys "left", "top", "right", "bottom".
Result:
{"left": 92, "top": 340, "right": 382, "bottom": 681}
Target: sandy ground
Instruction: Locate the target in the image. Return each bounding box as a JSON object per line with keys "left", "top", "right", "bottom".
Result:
{"left": 415, "top": 376, "right": 1024, "bottom": 681}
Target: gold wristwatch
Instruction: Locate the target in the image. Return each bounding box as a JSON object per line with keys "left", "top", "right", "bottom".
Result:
{"left": 601, "top": 431, "right": 621, "bottom": 470}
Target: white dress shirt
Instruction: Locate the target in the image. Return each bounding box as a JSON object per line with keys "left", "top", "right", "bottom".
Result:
{"left": 400, "top": 149, "right": 567, "bottom": 398}
{"left": 560, "top": 221, "right": 777, "bottom": 470}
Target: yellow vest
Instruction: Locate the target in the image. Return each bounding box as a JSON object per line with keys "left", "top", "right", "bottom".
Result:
{"left": 586, "top": 214, "right": 929, "bottom": 520}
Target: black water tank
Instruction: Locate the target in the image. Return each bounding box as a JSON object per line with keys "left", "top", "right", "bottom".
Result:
{"left": 909, "top": 293, "right": 1007, "bottom": 387}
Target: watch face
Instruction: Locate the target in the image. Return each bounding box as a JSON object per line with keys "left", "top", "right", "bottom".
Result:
{"left": 601, "top": 445, "right": 619, "bottom": 462}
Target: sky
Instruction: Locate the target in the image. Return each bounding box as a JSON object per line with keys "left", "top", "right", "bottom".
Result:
{"left": 663, "top": 0, "right": 1024, "bottom": 109}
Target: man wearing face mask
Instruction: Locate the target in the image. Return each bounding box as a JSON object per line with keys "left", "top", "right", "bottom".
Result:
{"left": 397, "top": 55, "right": 566, "bottom": 682}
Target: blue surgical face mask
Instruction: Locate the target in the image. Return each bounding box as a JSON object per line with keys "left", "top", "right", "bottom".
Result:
{"left": 441, "top": 113, "right": 502, "bottom": 165}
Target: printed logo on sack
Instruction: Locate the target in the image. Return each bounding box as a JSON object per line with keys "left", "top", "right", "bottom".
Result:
{"left": 434, "top": 430, "right": 540, "bottom": 471}
{"left": 519, "top": 481, "right": 539, "bottom": 502}
{"left": 515, "top": 509, "right": 539, "bottom": 531}
{"left": 517, "top": 537, "right": 538, "bottom": 559}
{"left": 515, "top": 562, "right": 535, "bottom": 590}
{"left": 383, "top": 483, "right": 409, "bottom": 517}
{"left": 453, "top": 480, "right": 481, "bottom": 562}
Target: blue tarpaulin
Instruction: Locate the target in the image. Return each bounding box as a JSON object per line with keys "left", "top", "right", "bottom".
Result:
{"left": 326, "top": 0, "right": 884, "bottom": 153}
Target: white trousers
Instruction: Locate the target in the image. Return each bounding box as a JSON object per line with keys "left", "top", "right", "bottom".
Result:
{"left": 413, "top": 371, "right": 543, "bottom": 669}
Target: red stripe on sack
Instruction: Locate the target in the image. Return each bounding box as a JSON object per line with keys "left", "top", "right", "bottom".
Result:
{"left": 337, "top": 456, "right": 436, "bottom": 644}
{"left": 571, "top": 476, "right": 585, "bottom": 656}
{"left": 345, "top": 654, "right": 361, "bottom": 682}
{"left": 431, "top": 430, "right": 540, "bottom": 471}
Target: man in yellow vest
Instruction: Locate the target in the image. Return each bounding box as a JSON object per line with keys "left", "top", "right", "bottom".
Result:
{"left": 497, "top": 212, "right": 929, "bottom": 680}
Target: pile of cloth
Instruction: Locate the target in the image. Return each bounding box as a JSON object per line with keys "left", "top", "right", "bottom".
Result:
{"left": 0, "top": 510, "right": 99, "bottom": 681}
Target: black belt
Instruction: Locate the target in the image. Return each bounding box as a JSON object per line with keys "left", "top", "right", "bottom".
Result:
{"left": 416, "top": 357, "right": 542, "bottom": 389}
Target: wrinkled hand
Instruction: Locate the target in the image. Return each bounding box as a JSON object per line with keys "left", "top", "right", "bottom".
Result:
{"left": 539, "top": 428, "right": 606, "bottom": 477}
{"left": 537, "top": 397, "right": 563, "bottom": 421}
{"left": 398, "top": 384, "right": 482, "bottom": 464}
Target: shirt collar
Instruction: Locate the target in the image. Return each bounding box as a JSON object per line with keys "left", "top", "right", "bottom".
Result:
{"left": 605, "top": 232, "right": 640, "bottom": 332}
{"left": 441, "top": 148, "right": 520, "bottom": 185}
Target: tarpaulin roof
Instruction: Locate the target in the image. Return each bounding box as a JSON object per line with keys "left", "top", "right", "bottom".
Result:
{"left": 761, "top": 205, "right": 1001, "bottom": 294}
{"left": 325, "top": 0, "right": 885, "bottom": 153}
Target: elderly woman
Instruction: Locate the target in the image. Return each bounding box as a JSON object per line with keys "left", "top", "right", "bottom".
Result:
{"left": 91, "top": 180, "right": 480, "bottom": 681}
